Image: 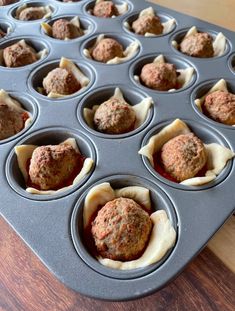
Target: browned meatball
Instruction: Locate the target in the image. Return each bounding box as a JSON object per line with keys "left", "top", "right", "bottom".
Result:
{"left": 160, "top": 133, "right": 207, "bottom": 182}
{"left": 140, "top": 62, "right": 178, "bottom": 91}
{"left": 92, "top": 38, "right": 124, "bottom": 63}
{"left": 91, "top": 197, "right": 152, "bottom": 261}
{"left": 203, "top": 90, "right": 235, "bottom": 125}
{"left": 132, "top": 15, "right": 163, "bottom": 36}
{"left": 52, "top": 19, "right": 82, "bottom": 40}
{"left": 0, "top": 0, "right": 16, "bottom": 6}
{"left": 43, "top": 68, "right": 81, "bottom": 95}
{"left": 180, "top": 33, "right": 214, "bottom": 58}
{"left": 93, "top": 1, "right": 118, "bottom": 18}
{"left": 94, "top": 98, "right": 136, "bottom": 134}
{"left": 18, "top": 7, "right": 45, "bottom": 21}
{"left": 3, "top": 41, "right": 37, "bottom": 68}
{"left": 0, "top": 29, "right": 5, "bottom": 38}
{"left": 0, "top": 102, "right": 24, "bottom": 140}
{"left": 29, "top": 144, "right": 79, "bottom": 190}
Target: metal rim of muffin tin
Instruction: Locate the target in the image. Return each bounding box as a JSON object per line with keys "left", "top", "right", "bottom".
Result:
{"left": 0, "top": 0, "right": 235, "bottom": 301}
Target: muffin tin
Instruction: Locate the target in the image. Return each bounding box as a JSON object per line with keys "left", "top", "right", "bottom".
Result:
{"left": 0, "top": 0, "right": 235, "bottom": 301}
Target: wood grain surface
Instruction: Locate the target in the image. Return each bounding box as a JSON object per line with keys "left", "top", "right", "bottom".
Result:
{"left": 1, "top": 0, "right": 235, "bottom": 310}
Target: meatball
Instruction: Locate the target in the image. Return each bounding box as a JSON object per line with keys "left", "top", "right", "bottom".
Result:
{"left": 94, "top": 98, "right": 136, "bottom": 134}
{"left": 29, "top": 144, "right": 79, "bottom": 190}
{"left": 180, "top": 32, "right": 214, "bottom": 58}
{"left": 52, "top": 19, "right": 82, "bottom": 40}
{"left": 132, "top": 15, "right": 163, "bottom": 36}
{"left": 203, "top": 90, "right": 235, "bottom": 125}
{"left": 0, "top": 29, "right": 5, "bottom": 38}
{"left": 18, "top": 7, "right": 45, "bottom": 21}
{"left": 0, "top": 0, "right": 16, "bottom": 6}
{"left": 93, "top": 1, "right": 118, "bottom": 18}
{"left": 3, "top": 41, "right": 37, "bottom": 68}
{"left": 140, "top": 62, "right": 178, "bottom": 91}
{"left": 160, "top": 133, "right": 207, "bottom": 182}
{"left": 91, "top": 197, "right": 152, "bottom": 261}
{"left": 92, "top": 38, "right": 124, "bottom": 63}
{"left": 43, "top": 68, "right": 81, "bottom": 95}
{"left": 0, "top": 102, "right": 24, "bottom": 140}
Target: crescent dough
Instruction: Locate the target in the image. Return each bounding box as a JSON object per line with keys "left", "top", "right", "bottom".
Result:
{"left": 172, "top": 26, "right": 226, "bottom": 57}
{"left": 38, "top": 57, "right": 90, "bottom": 98}
{"left": 83, "top": 182, "right": 176, "bottom": 270}
{"left": 15, "top": 138, "right": 94, "bottom": 195}
{"left": 0, "top": 89, "right": 32, "bottom": 128}
{"left": 124, "top": 7, "right": 175, "bottom": 36}
{"left": 83, "top": 87, "right": 153, "bottom": 130}
{"left": 138, "top": 118, "right": 235, "bottom": 186}
{"left": 94, "top": 0, "right": 128, "bottom": 17}
{"left": 83, "top": 34, "right": 140, "bottom": 64}
{"left": 134, "top": 54, "right": 194, "bottom": 91}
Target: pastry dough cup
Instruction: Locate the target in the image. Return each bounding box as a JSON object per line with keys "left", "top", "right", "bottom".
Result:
{"left": 139, "top": 119, "right": 234, "bottom": 188}
{"left": 86, "top": 0, "right": 129, "bottom": 19}
{"left": 71, "top": 175, "right": 177, "bottom": 277}
{"left": 124, "top": 7, "right": 176, "bottom": 37}
{"left": 12, "top": 2, "right": 54, "bottom": 21}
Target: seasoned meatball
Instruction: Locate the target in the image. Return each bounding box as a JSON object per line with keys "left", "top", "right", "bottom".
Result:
{"left": 140, "top": 62, "right": 177, "bottom": 91}
{"left": 94, "top": 98, "right": 136, "bottom": 134}
{"left": 160, "top": 133, "right": 207, "bottom": 182}
{"left": 3, "top": 41, "right": 37, "bottom": 68}
{"left": 93, "top": 1, "right": 118, "bottom": 18}
{"left": 132, "top": 15, "right": 163, "bottom": 36}
{"left": 43, "top": 68, "right": 81, "bottom": 95}
{"left": 91, "top": 197, "right": 152, "bottom": 261}
{"left": 29, "top": 144, "right": 79, "bottom": 190}
{"left": 180, "top": 32, "right": 214, "bottom": 58}
{"left": 0, "top": 102, "right": 24, "bottom": 140}
{"left": 92, "top": 38, "right": 124, "bottom": 63}
{"left": 204, "top": 90, "right": 235, "bottom": 125}
{"left": 18, "top": 7, "right": 45, "bottom": 21}
{"left": 0, "top": 29, "right": 5, "bottom": 38}
{"left": 0, "top": 0, "right": 16, "bottom": 6}
{"left": 52, "top": 19, "right": 82, "bottom": 40}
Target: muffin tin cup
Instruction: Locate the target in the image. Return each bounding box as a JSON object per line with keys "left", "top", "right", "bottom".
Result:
{"left": 6, "top": 127, "right": 96, "bottom": 201}
{"left": 0, "top": 19, "right": 15, "bottom": 39}
{"left": 130, "top": 53, "right": 197, "bottom": 93}
{"left": 71, "top": 174, "right": 178, "bottom": 280}
{"left": 77, "top": 84, "right": 153, "bottom": 138}
{"left": 170, "top": 27, "right": 231, "bottom": 60}
{"left": 228, "top": 53, "right": 235, "bottom": 75}
{"left": 41, "top": 14, "right": 96, "bottom": 43}
{"left": 0, "top": 91, "right": 38, "bottom": 145}
{"left": 0, "top": 36, "right": 50, "bottom": 70}
{"left": 140, "top": 118, "right": 233, "bottom": 191}
{"left": 9, "top": 1, "right": 57, "bottom": 23}
{"left": 27, "top": 58, "right": 96, "bottom": 101}
{"left": 191, "top": 78, "right": 235, "bottom": 130}
{"left": 123, "top": 10, "right": 177, "bottom": 38}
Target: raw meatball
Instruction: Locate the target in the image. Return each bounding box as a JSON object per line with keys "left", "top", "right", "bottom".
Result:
{"left": 0, "top": 29, "right": 5, "bottom": 38}
{"left": 93, "top": 1, "right": 118, "bottom": 18}
{"left": 29, "top": 144, "right": 79, "bottom": 190}
{"left": 94, "top": 98, "right": 136, "bottom": 134}
{"left": 204, "top": 90, "right": 235, "bottom": 125}
{"left": 160, "top": 133, "right": 207, "bottom": 182}
{"left": 0, "top": 102, "right": 24, "bottom": 140}
{"left": 140, "top": 62, "right": 177, "bottom": 91}
{"left": 132, "top": 15, "right": 163, "bottom": 36}
{"left": 3, "top": 41, "right": 37, "bottom": 68}
{"left": 52, "top": 19, "right": 82, "bottom": 40}
{"left": 180, "top": 32, "right": 214, "bottom": 58}
{"left": 18, "top": 7, "right": 45, "bottom": 21}
{"left": 92, "top": 38, "right": 124, "bottom": 63}
{"left": 0, "top": 0, "right": 16, "bottom": 6}
{"left": 91, "top": 197, "right": 152, "bottom": 261}
{"left": 43, "top": 68, "right": 81, "bottom": 95}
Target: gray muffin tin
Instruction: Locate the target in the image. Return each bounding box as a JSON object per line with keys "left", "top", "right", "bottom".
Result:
{"left": 0, "top": 0, "right": 235, "bottom": 301}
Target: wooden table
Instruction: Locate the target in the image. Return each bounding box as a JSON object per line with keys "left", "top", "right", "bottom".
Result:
{"left": 1, "top": 1, "right": 235, "bottom": 310}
